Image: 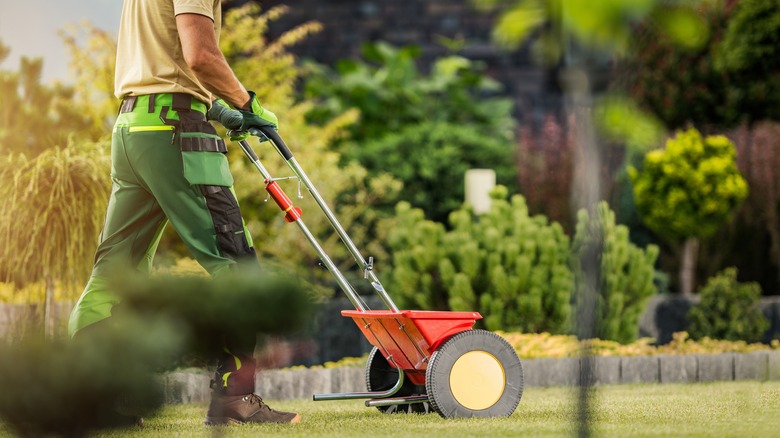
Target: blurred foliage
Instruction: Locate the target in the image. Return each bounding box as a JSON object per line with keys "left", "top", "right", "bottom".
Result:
{"left": 714, "top": 0, "right": 780, "bottom": 123}
{"left": 304, "top": 41, "right": 515, "bottom": 146}
{"left": 303, "top": 41, "right": 517, "bottom": 222}
{"left": 0, "top": 270, "right": 312, "bottom": 436}
{"left": 352, "top": 122, "right": 516, "bottom": 223}
{"left": 595, "top": 95, "right": 666, "bottom": 152}
{"left": 630, "top": 129, "right": 747, "bottom": 295}
{"left": 0, "top": 141, "right": 110, "bottom": 299}
{"left": 113, "top": 269, "right": 314, "bottom": 360}
{"left": 572, "top": 202, "right": 659, "bottom": 343}
{"left": 221, "top": 4, "right": 322, "bottom": 110}
{"left": 612, "top": 1, "right": 780, "bottom": 295}
{"left": 472, "top": 0, "right": 707, "bottom": 59}
{"left": 614, "top": 0, "right": 780, "bottom": 129}
{"left": 59, "top": 23, "right": 119, "bottom": 133}
{"left": 629, "top": 129, "right": 747, "bottom": 241}
{"left": 473, "top": 0, "right": 711, "bottom": 236}
{"left": 0, "top": 282, "right": 49, "bottom": 304}
{"left": 386, "top": 188, "right": 574, "bottom": 334}
{"left": 0, "top": 316, "right": 183, "bottom": 437}
{"left": 516, "top": 113, "right": 654, "bottom": 240}
{"left": 0, "top": 41, "right": 103, "bottom": 158}
{"left": 615, "top": 1, "right": 739, "bottom": 131}
{"left": 0, "top": 29, "right": 114, "bottom": 311}
{"left": 688, "top": 267, "right": 769, "bottom": 343}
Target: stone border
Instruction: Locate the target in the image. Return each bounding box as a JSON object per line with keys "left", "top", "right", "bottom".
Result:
{"left": 162, "top": 351, "right": 780, "bottom": 404}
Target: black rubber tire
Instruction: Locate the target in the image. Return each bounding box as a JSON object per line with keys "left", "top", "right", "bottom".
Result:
{"left": 425, "top": 329, "right": 523, "bottom": 418}
{"left": 365, "top": 347, "right": 431, "bottom": 414}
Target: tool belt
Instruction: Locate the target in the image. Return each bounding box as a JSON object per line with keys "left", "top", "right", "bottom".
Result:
{"left": 118, "top": 93, "right": 226, "bottom": 153}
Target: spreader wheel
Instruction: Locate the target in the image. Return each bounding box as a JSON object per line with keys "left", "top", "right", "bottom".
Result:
{"left": 365, "top": 347, "right": 430, "bottom": 414}
{"left": 425, "top": 329, "right": 523, "bottom": 418}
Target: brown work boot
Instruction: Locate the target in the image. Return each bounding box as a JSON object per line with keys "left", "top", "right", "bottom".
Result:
{"left": 204, "top": 393, "right": 301, "bottom": 425}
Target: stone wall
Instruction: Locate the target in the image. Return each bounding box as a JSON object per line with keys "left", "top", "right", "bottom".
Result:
{"left": 162, "top": 350, "right": 780, "bottom": 403}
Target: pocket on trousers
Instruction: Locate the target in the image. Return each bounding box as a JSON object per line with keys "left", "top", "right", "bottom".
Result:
{"left": 181, "top": 150, "right": 234, "bottom": 187}
{"left": 199, "top": 185, "right": 255, "bottom": 260}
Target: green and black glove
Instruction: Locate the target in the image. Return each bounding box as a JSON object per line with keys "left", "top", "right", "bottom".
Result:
{"left": 207, "top": 98, "right": 244, "bottom": 130}
{"left": 206, "top": 92, "right": 277, "bottom": 142}
{"left": 238, "top": 91, "right": 278, "bottom": 132}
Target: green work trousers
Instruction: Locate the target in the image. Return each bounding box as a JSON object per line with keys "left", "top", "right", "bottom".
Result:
{"left": 69, "top": 93, "right": 258, "bottom": 395}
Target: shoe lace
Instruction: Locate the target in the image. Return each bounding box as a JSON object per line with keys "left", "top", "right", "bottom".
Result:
{"left": 244, "top": 394, "right": 270, "bottom": 410}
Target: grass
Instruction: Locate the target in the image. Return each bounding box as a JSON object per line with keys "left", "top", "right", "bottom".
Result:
{"left": 2, "top": 381, "right": 779, "bottom": 437}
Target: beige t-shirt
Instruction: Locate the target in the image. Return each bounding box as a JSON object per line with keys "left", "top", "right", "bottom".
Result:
{"left": 114, "top": 0, "right": 222, "bottom": 105}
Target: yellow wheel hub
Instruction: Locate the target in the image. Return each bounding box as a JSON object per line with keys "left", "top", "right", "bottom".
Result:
{"left": 448, "top": 351, "right": 505, "bottom": 410}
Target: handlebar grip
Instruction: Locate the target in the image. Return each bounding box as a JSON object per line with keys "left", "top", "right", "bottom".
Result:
{"left": 256, "top": 126, "right": 293, "bottom": 161}
{"left": 238, "top": 140, "right": 260, "bottom": 162}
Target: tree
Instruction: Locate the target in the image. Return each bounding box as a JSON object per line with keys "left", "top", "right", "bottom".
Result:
{"left": 0, "top": 41, "right": 100, "bottom": 157}
{"left": 0, "top": 142, "right": 110, "bottom": 337}
{"left": 59, "top": 23, "right": 120, "bottom": 133}
{"left": 629, "top": 129, "right": 748, "bottom": 296}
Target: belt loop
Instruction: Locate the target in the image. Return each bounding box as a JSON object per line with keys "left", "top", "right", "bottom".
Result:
{"left": 148, "top": 94, "right": 156, "bottom": 113}
{"left": 172, "top": 93, "right": 191, "bottom": 112}
{"left": 118, "top": 95, "right": 137, "bottom": 114}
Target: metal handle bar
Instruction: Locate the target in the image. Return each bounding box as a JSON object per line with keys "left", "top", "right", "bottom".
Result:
{"left": 239, "top": 126, "right": 399, "bottom": 313}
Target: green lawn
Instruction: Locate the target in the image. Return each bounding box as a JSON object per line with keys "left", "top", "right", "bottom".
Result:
{"left": 2, "top": 381, "right": 779, "bottom": 437}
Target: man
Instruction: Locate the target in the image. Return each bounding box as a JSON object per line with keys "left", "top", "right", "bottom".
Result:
{"left": 67, "top": 0, "right": 300, "bottom": 425}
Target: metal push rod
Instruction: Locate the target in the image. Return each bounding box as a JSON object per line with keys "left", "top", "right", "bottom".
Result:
{"left": 245, "top": 127, "right": 400, "bottom": 313}
{"left": 237, "top": 139, "right": 368, "bottom": 312}
{"left": 286, "top": 156, "right": 398, "bottom": 311}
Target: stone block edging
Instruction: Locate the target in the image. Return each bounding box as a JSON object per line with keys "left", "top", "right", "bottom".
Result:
{"left": 161, "top": 350, "right": 780, "bottom": 404}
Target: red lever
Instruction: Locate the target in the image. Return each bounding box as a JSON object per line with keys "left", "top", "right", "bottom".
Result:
{"left": 265, "top": 180, "right": 302, "bottom": 222}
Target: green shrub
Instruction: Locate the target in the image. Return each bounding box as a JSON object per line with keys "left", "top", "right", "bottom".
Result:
{"left": 688, "top": 268, "right": 769, "bottom": 343}
{"left": 304, "top": 42, "right": 517, "bottom": 223}
{"left": 629, "top": 129, "right": 748, "bottom": 241}
{"left": 572, "top": 202, "right": 659, "bottom": 344}
{"left": 353, "top": 122, "right": 516, "bottom": 223}
{"left": 304, "top": 41, "right": 515, "bottom": 147}
{"left": 715, "top": 0, "right": 780, "bottom": 123}
{"left": 386, "top": 188, "right": 573, "bottom": 333}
